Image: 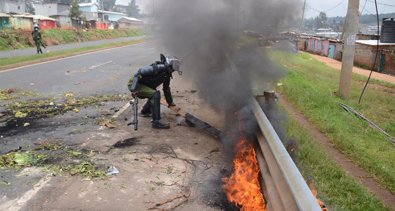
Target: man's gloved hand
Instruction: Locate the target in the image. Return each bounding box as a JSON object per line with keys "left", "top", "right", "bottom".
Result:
{"left": 168, "top": 102, "right": 176, "bottom": 108}
{"left": 131, "top": 92, "right": 137, "bottom": 98}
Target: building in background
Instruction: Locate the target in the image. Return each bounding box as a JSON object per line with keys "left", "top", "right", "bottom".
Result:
{"left": 34, "top": 3, "right": 72, "bottom": 29}
{"left": 27, "top": 15, "right": 56, "bottom": 30}
{"left": 0, "top": 13, "right": 11, "bottom": 30}
{"left": 0, "top": 0, "right": 26, "bottom": 14}
{"left": 355, "top": 40, "right": 395, "bottom": 75}
{"left": 9, "top": 14, "right": 33, "bottom": 30}
{"left": 79, "top": 0, "right": 99, "bottom": 21}
{"left": 118, "top": 17, "right": 143, "bottom": 29}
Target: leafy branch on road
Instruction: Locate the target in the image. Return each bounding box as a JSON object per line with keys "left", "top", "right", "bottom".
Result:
{"left": 0, "top": 142, "right": 107, "bottom": 179}
{"left": 0, "top": 92, "right": 131, "bottom": 129}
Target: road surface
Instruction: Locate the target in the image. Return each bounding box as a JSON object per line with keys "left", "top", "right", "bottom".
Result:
{"left": 0, "top": 40, "right": 155, "bottom": 97}
{"left": 0, "top": 41, "right": 226, "bottom": 211}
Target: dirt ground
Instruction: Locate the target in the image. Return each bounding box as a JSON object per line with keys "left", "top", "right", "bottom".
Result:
{"left": 309, "top": 54, "right": 395, "bottom": 85}
{"left": 0, "top": 77, "right": 234, "bottom": 211}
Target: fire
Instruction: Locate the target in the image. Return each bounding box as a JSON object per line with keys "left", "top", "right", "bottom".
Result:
{"left": 309, "top": 180, "right": 328, "bottom": 211}
{"left": 223, "top": 139, "right": 266, "bottom": 211}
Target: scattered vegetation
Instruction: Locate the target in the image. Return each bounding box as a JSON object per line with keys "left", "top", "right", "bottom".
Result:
{"left": 271, "top": 52, "right": 395, "bottom": 193}
{"left": 0, "top": 29, "right": 143, "bottom": 51}
{"left": 0, "top": 89, "right": 38, "bottom": 101}
{"left": 0, "top": 151, "right": 47, "bottom": 169}
{"left": 0, "top": 142, "right": 107, "bottom": 179}
{"left": 0, "top": 92, "right": 131, "bottom": 129}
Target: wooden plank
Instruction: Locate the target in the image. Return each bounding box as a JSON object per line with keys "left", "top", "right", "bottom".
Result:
{"left": 160, "top": 99, "right": 222, "bottom": 140}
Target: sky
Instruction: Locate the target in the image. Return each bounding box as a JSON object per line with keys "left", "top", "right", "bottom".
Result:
{"left": 116, "top": 0, "right": 150, "bottom": 14}
{"left": 116, "top": 0, "right": 395, "bottom": 17}
{"left": 305, "top": 0, "right": 395, "bottom": 18}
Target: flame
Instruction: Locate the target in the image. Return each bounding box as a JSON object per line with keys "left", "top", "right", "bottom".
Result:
{"left": 223, "top": 139, "right": 266, "bottom": 211}
{"left": 309, "top": 180, "right": 328, "bottom": 211}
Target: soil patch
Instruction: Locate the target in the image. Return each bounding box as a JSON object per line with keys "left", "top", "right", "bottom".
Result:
{"left": 309, "top": 53, "right": 395, "bottom": 84}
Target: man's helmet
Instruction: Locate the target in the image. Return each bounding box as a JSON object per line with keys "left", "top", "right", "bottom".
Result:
{"left": 160, "top": 54, "right": 182, "bottom": 75}
{"left": 166, "top": 57, "right": 181, "bottom": 75}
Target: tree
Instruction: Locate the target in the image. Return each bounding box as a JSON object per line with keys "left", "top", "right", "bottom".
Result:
{"left": 127, "top": 0, "right": 140, "bottom": 17}
{"left": 102, "top": 0, "right": 116, "bottom": 11}
{"left": 314, "top": 12, "right": 328, "bottom": 28}
{"left": 69, "top": 0, "right": 82, "bottom": 20}
{"left": 25, "top": 0, "right": 35, "bottom": 14}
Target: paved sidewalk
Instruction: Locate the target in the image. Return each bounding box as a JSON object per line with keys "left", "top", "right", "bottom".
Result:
{"left": 309, "top": 53, "right": 395, "bottom": 84}
{"left": 0, "top": 36, "right": 145, "bottom": 58}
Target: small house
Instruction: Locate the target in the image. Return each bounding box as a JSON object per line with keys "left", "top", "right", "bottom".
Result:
{"left": 79, "top": 1, "right": 99, "bottom": 21}
{"left": 328, "top": 39, "right": 342, "bottom": 60}
{"left": 118, "top": 17, "right": 144, "bottom": 29}
{"left": 98, "top": 10, "right": 127, "bottom": 22}
{"left": 27, "top": 15, "right": 56, "bottom": 30}
{"left": 10, "top": 14, "right": 33, "bottom": 30}
{"left": 0, "top": 13, "right": 11, "bottom": 30}
{"left": 34, "top": 3, "right": 73, "bottom": 29}
{"left": 306, "top": 36, "right": 330, "bottom": 56}
{"left": 355, "top": 40, "right": 395, "bottom": 75}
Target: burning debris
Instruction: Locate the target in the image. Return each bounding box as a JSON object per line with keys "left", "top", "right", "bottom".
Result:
{"left": 223, "top": 139, "right": 266, "bottom": 211}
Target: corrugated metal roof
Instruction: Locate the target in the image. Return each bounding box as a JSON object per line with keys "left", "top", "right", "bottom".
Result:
{"left": 98, "top": 10, "right": 127, "bottom": 16}
{"left": 79, "top": 2, "right": 98, "bottom": 7}
{"left": 0, "top": 13, "right": 10, "bottom": 17}
{"left": 356, "top": 40, "right": 395, "bottom": 46}
{"left": 26, "top": 15, "right": 56, "bottom": 21}
{"left": 119, "top": 17, "right": 143, "bottom": 23}
{"left": 11, "top": 14, "right": 34, "bottom": 19}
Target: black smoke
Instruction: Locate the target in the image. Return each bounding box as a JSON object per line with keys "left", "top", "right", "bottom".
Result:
{"left": 155, "top": 0, "right": 301, "bottom": 155}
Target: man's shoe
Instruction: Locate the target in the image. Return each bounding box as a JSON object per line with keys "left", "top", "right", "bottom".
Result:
{"left": 139, "top": 112, "right": 151, "bottom": 117}
{"left": 152, "top": 120, "right": 170, "bottom": 129}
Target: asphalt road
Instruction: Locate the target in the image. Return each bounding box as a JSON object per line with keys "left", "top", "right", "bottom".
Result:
{"left": 0, "top": 36, "right": 145, "bottom": 58}
{"left": 0, "top": 39, "right": 225, "bottom": 211}
{"left": 0, "top": 40, "right": 161, "bottom": 97}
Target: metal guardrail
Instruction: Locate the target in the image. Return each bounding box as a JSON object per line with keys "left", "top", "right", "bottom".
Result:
{"left": 250, "top": 98, "right": 322, "bottom": 211}
{"left": 222, "top": 51, "right": 321, "bottom": 210}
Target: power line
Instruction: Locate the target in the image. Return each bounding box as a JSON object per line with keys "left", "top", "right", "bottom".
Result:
{"left": 306, "top": 0, "right": 346, "bottom": 15}
{"left": 323, "top": 0, "right": 346, "bottom": 13}
{"left": 359, "top": 0, "right": 380, "bottom": 104}
{"left": 360, "top": 0, "right": 369, "bottom": 14}
{"left": 367, "top": 0, "right": 395, "bottom": 8}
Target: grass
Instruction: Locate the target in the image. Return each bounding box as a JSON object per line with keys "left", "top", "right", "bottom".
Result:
{"left": 286, "top": 118, "right": 389, "bottom": 210}
{"left": 271, "top": 52, "right": 395, "bottom": 194}
{"left": 0, "top": 29, "right": 143, "bottom": 50}
{"left": 0, "top": 39, "right": 144, "bottom": 69}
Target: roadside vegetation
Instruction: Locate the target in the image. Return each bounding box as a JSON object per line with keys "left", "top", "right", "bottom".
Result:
{"left": 286, "top": 119, "right": 389, "bottom": 210}
{"left": 270, "top": 51, "right": 395, "bottom": 207}
{"left": 0, "top": 29, "right": 142, "bottom": 51}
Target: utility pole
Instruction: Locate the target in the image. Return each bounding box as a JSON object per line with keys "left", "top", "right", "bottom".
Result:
{"left": 301, "top": 0, "right": 306, "bottom": 32}
{"left": 339, "top": 0, "right": 360, "bottom": 99}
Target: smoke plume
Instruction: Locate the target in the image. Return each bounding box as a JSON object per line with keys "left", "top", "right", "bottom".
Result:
{"left": 155, "top": 0, "right": 301, "bottom": 144}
